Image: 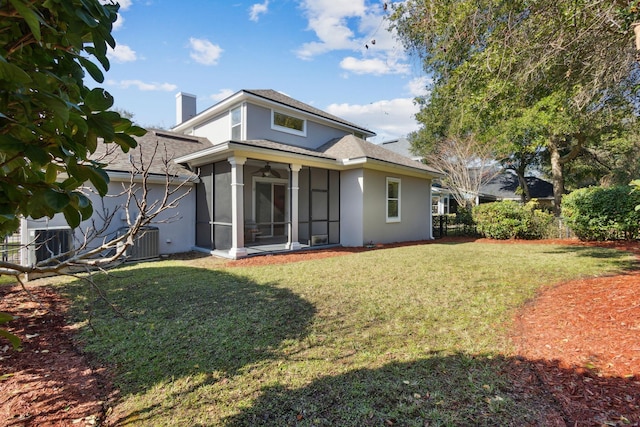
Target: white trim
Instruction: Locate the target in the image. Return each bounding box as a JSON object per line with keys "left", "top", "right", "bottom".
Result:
{"left": 230, "top": 104, "right": 243, "bottom": 140}
{"left": 386, "top": 177, "right": 401, "bottom": 223}
{"left": 270, "top": 109, "right": 307, "bottom": 137}
{"left": 252, "top": 176, "right": 289, "bottom": 238}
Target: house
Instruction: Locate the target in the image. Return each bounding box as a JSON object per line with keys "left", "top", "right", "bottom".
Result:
{"left": 379, "top": 137, "right": 554, "bottom": 214}
{"left": 478, "top": 172, "right": 554, "bottom": 208}
{"left": 12, "top": 89, "right": 442, "bottom": 264}
{"left": 15, "top": 130, "right": 207, "bottom": 266}
{"left": 172, "top": 89, "right": 442, "bottom": 258}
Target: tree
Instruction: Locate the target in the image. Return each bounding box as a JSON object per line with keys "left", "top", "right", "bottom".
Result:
{"left": 389, "top": 0, "right": 640, "bottom": 215}
{"left": 0, "top": 0, "right": 146, "bottom": 236}
{"left": 0, "top": 136, "right": 196, "bottom": 349}
{"left": 421, "top": 134, "right": 499, "bottom": 210}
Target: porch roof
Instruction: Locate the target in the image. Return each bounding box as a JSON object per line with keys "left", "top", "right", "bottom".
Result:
{"left": 175, "top": 134, "right": 443, "bottom": 179}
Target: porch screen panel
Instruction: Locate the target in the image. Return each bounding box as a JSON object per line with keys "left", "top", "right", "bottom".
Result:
{"left": 298, "top": 167, "right": 310, "bottom": 242}
{"left": 213, "top": 161, "right": 232, "bottom": 250}
{"left": 196, "top": 164, "right": 214, "bottom": 249}
{"left": 298, "top": 167, "right": 340, "bottom": 245}
{"left": 310, "top": 167, "right": 328, "bottom": 190}
{"left": 255, "top": 182, "right": 272, "bottom": 235}
{"left": 329, "top": 170, "right": 340, "bottom": 220}
{"left": 311, "top": 191, "right": 328, "bottom": 220}
{"left": 328, "top": 170, "right": 340, "bottom": 244}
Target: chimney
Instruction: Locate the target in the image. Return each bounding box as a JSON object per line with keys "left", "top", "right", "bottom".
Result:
{"left": 175, "top": 92, "right": 197, "bottom": 125}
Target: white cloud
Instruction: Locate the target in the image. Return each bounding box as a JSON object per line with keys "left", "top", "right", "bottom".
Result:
{"left": 189, "top": 37, "right": 223, "bottom": 65}
{"left": 100, "top": 0, "right": 132, "bottom": 30}
{"left": 295, "top": 0, "right": 367, "bottom": 59}
{"left": 107, "top": 44, "right": 137, "bottom": 63}
{"left": 112, "top": 13, "right": 125, "bottom": 30}
{"left": 295, "top": 0, "right": 412, "bottom": 79}
{"left": 99, "top": 0, "right": 132, "bottom": 10}
{"left": 326, "top": 97, "right": 420, "bottom": 142}
{"left": 117, "top": 0, "right": 133, "bottom": 10}
{"left": 210, "top": 88, "right": 235, "bottom": 102}
{"left": 107, "top": 79, "right": 177, "bottom": 92}
{"left": 407, "top": 76, "right": 433, "bottom": 97}
{"left": 340, "top": 56, "right": 409, "bottom": 75}
{"left": 249, "top": 1, "right": 269, "bottom": 22}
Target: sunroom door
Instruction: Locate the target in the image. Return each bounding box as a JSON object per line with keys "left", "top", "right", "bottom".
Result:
{"left": 255, "top": 180, "right": 287, "bottom": 237}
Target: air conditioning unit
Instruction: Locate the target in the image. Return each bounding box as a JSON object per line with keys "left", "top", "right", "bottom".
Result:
{"left": 118, "top": 226, "right": 159, "bottom": 261}
{"left": 28, "top": 228, "right": 73, "bottom": 266}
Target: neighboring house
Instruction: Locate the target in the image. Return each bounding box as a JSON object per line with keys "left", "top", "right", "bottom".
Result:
{"left": 14, "top": 89, "right": 442, "bottom": 263}
{"left": 478, "top": 172, "right": 554, "bottom": 208}
{"left": 379, "top": 137, "right": 554, "bottom": 213}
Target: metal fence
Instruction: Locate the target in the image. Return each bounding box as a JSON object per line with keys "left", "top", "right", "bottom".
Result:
{"left": 2, "top": 232, "right": 21, "bottom": 264}
{"left": 433, "top": 214, "right": 478, "bottom": 238}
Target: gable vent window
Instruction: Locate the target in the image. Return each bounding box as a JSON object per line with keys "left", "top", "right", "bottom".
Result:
{"left": 272, "top": 111, "right": 306, "bottom": 136}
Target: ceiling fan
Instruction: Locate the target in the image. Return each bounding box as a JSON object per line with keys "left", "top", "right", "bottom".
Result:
{"left": 255, "top": 162, "right": 281, "bottom": 178}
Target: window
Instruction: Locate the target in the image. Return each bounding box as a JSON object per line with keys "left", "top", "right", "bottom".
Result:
{"left": 432, "top": 196, "right": 440, "bottom": 214}
{"left": 272, "top": 110, "right": 306, "bottom": 136}
{"left": 386, "top": 177, "right": 401, "bottom": 222}
{"left": 230, "top": 106, "right": 242, "bottom": 140}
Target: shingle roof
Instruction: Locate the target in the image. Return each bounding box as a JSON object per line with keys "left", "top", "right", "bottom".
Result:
{"left": 95, "top": 129, "right": 209, "bottom": 176}
{"left": 231, "top": 139, "right": 335, "bottom": 159}
{"left": 480, "top": 172, "right": 554, "bottom": 199}
{"left": 318, "top": 135, "right": 441, "bottom": 174}
{"left": 379, "top": 138, "right": 421, "bottom": 160}
{"left": 244, "top": 89, "right": 374, "bottom": 136}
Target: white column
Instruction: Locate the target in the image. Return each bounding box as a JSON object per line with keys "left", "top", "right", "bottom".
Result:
{"left": 287, "top": 164, "right": 302, "bottom": 250}
{"left": 228, "top": 156, "right": 247, "bottom": 259}
{"left": 427, "top": 178, "right": 434, "bottom": 240}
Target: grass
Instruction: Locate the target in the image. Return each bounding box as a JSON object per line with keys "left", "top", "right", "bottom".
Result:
{"left": 61, "top": 241, "right": 636, "bottom": 426}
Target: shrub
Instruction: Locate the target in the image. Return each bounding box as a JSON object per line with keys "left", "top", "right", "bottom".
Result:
{"left": 473, "top": 200, "right": 554, "bottom": 240}
{"left": 561, "top": 186, "right": 640, "bottom": 241}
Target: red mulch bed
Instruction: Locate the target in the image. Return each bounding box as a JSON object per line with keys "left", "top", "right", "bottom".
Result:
{"left": 0, "top": 237, "right": 638, "bottom": 426}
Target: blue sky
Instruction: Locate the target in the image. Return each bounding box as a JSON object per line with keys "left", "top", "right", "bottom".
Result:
{"left": 101, "top": 0, "right": 429, "bottom": 143}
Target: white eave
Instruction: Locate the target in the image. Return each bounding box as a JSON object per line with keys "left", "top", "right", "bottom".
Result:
{"left": 172, "top": 90, "right": 375, "bottom": 138}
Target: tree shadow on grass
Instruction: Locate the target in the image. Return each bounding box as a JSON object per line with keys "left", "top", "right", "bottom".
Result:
{"left": 543, "top": 244, "right": 640, "bottom": 272}
{"left": 223, "top": 352, "right": 640, "bottom": 427}
{"left": 62, "top": 265, "right": 316, "bottom": 396}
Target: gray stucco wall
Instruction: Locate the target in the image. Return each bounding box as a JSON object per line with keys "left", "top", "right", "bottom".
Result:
{"left": 361, "top": 169, "right": 432, "bottom": 245}
{"left": 22, "top": 179, "right": 197, "bottom": 262}
{"left": 192, "top": 111, "right": 229, "bottom": 144}
{"left": 245, "top": 103, "right": 351, "bottom": 150}
{"left": 339, "top": 169, "right": 364, "bottom": 247}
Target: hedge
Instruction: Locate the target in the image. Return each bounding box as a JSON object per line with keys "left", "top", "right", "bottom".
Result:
{"left": 472, "top": 200, "right": 554, "bottom": 240}
{"left": 561, "top": 185, "right": 640, "bottom": 241}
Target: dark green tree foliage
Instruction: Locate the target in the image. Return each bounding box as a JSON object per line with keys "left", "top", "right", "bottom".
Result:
{"left": 389, "top": 1, "right": 640, "bottom": 215}
{"left": 562, "top": 186, "right": 640, "bottom": 241}
{"left": 0, "top": 0, "right": 146, "bottom": 236}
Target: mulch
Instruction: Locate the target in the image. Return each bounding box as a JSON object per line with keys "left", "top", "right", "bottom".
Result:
{"left": 0, "top": 237, "right": 638, "bottom": 426}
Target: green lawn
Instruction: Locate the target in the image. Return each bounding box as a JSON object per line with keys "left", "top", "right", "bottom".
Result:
{"left": 63, "top": 241, "right": 636, "bottom": 426}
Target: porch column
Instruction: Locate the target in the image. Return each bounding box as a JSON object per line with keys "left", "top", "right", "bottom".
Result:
{"left": 287, "top": 164, "right": 302, "bottom": 250}
{"left": 228, "top": 156, "right": 248, "bottom": 259}
{"left": 427, "top": 178, "right": 434, "bottom": 240}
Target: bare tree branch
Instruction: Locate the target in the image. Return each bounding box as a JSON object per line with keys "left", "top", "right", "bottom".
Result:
{"left": 0, "top": 138, "right": 197, "bottom": 280}
{"left": 425, "top": 135, "right": 500, "bottom": 209}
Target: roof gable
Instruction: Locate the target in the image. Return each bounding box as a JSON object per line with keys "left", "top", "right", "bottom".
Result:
{"left": 173, "top": 89, "right": 376, "bottom": 138}
{"left": 318, "top": 135, "right": 442, "bottom": 174}
{"left": 243, "top": 89, "right": 373, "bottom": 136}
